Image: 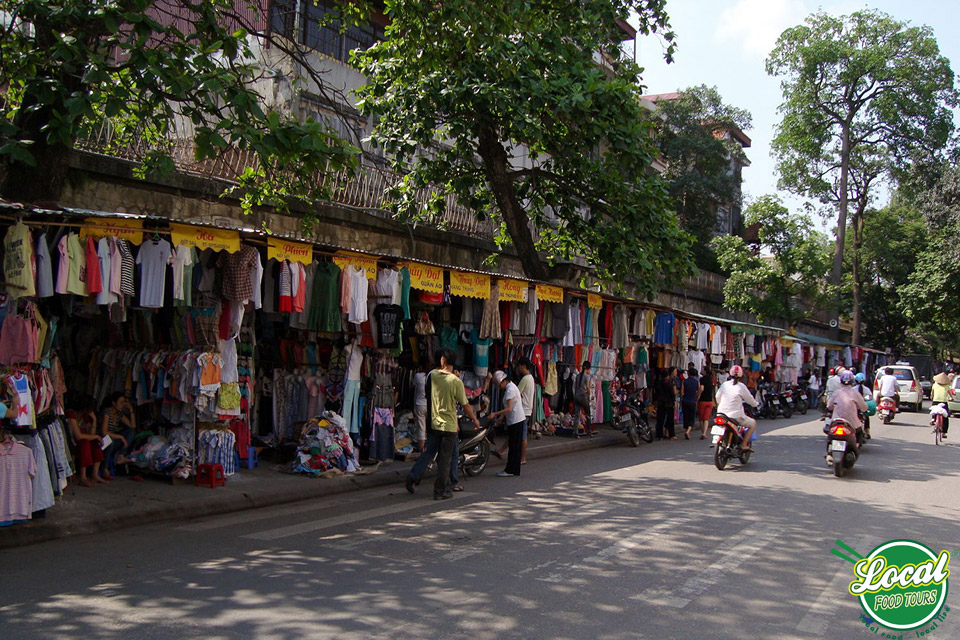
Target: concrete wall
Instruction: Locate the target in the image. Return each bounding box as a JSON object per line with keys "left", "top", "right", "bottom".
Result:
{"left": 61, "top": 150, "right": 843, "bottom": 340}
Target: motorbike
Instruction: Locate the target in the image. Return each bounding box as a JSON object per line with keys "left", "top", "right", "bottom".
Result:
{"left": 825, "top": 417, "right": 863, "bottom": 478}
{"left": 613, "top": 389, "right": 654, "bottom": 447}
{"left": 711, "top": 408, "right": 756, "bottom": 470}
{"left": 787, "top": 386, "right": 808, "bottom": 415}
{"left": 758, "top": 384, "right": 791, "bottom": 419}
{"left": 457, "top": 415, "right": 494, "bottom": 477}
{"left": 878, "top": 396, "right": 897, "bottom": 424}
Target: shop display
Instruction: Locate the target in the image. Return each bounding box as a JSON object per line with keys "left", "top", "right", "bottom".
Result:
{"left": 0, "top": 212, "right": 886, "bottom": 530}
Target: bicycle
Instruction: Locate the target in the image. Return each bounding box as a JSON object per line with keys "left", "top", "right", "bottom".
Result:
{"left": 933, "top": 413, "right": 944, "bottom": 446}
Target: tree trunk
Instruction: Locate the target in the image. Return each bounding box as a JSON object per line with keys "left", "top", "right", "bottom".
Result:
{"left": 851, "top": 207, "right": 864, "bottom": 346}
{"left": 476, "top": 125, "right": 549, "bottom": 281}
{"left": 830, "top": 123, "right": 851, "bottom": 338}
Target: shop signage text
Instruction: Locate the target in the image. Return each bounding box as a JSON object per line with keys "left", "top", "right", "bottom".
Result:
{"left": 536, "top": 284, "right": 564, "bottom": 304}
{"left": 269, "top": 237, "right": 314, "bottom": 266}
{"left": 170, "top": 223, "right": 240, "bottom": 253}
{"left": 587, "top": 293, "right": 602, "bottom": 310}
{"left": 80, "top": 218, "right": 144, "bottom": 245}
{"left": 449, "top": 271, "right": 490, "bottom": 299}
{"left": 332, "top": 252, "right": 377, "bottom": 279}
{"left": 499, "top": 278, "right": 528, "bottom": 302}
{"left": 401, "top": 262, "right": 444, "bottom": 293}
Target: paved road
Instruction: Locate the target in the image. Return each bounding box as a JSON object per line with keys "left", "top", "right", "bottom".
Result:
{"left": 1, "top": 408, "right": 958, "bottom": 640}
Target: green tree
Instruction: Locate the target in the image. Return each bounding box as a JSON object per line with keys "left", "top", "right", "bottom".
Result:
{"left": 766, "top": 10, "right": 958, "bottom": 343}
{"left": 353, "top": 0, "right": 694, "bottom": 296}
{"left": 0, "top": 0, "right": 360, "bottom": 213}
{"left": 652, "top": 85, "right": 752, "bottom": 269}
{"left": 850, "top": 199, "right": 926, "bottom": 350}
{"left": 711, "top": 195, "right": 832, "bottom": 324}
{"left": 900, "top": 161, "right": 960, "bottom": 356}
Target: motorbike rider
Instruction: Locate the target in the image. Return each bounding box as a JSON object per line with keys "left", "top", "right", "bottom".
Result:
{"left": 715, "top": 365, "right": 760, "bottom": 452}
{"left": 826, "top": 370, "right": 868, "bottom": 464}
{"left": 855, "top": 372, "right": 873, "bottom": 439}
{"left": 877, "top": 367, "right": 900, "bottom": 411}
{"left": 824, "top": 367, "right": 843, "bottom": 410}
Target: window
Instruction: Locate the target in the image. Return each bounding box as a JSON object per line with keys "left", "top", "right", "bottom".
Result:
{"left": 271, "top": 0, "right": 384, "bottom": 63}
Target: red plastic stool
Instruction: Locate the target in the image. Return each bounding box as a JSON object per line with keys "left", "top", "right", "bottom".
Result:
{"left": 195, "top": 463, "right": 226, "bottom": 488}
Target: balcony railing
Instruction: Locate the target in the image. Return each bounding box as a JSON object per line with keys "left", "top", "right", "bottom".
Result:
{"left": 74, "top": 126, "right": 496, "bottom": 238}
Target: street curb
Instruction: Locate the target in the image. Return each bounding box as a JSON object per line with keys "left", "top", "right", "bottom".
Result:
{"left": 0, "top": 431, "right": 623, "bottom": 549}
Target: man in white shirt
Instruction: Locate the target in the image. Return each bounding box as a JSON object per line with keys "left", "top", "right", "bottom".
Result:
{"left": 715, "top": 365, "right": 760, "bottom": 451}
{"left": 496, "top": 359, "right": 535, "bottom": 464}
{"left": 825, "top": 367, "right": 843, "bottom": 412}
{"left": 490, "top": 371, "right": 526, "bottom": 477}
{"left": 411, "top": 360, "right": 430, "bottom": 453}
{"left": 877, "top": 367, "right": 900, "bottom": 409}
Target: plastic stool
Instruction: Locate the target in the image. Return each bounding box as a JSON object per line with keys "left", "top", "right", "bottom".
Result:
{"left": 246, "top": 446, "right": 259, "bottom": 469}
{"left": 195, "top": 463, "right": 225, "bottom": 488}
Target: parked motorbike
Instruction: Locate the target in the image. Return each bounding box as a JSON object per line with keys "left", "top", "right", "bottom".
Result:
{"left": 825, "top": 417, "right": 863, "bottom": 478}
{"left": 457, "top": 415, "right": 494, "bottom": 477}
{"left": 758, "top": 384, "right": 791, "bottom": 419}
{"left": 613, "top": 389, "right": 654, "bottom": 447}
{"left": 788, "top": 386, "right": 808, "bottom": 415}
{"left": 711, "top": 409, "right": 756, "bottom": 470}
{"left": 878, "top": 396, "right": 897, "bottom": 425}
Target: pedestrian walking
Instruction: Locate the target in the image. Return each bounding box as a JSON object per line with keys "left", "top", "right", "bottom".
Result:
{"left": 681, "top": 365, "right": 701, "bottom": 439}
{"left": 697, "top": 365, "right": 717, "bottom": 440}
{"left": 655, "top": 369, "right": 677, "bottom": 440}
{"left": 489, "top": 371, "right": 526, "bottom": 477}
{"left": 411, "top": 359, "right": 430, "bottom": 453}
{"left": 405, "top": 349, "right": 480, "bottom": 499}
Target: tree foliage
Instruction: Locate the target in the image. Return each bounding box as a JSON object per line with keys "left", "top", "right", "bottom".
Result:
{"left": 711, "top": 195, "right": 832, "bottom": 324}
{"left": 0, "top": 0, "right": 359, "bottom": 212}
{"left": 652, "top": 85, "right": 752, "bottom": 269}
{"left": 899, "top": 161, "right": 960, "bottom": 354}
{"left": 766, "top": 9, "right": 957, "bottom": 341}
{"left": 353, "top": 0, "right": 694, "bottom": 295}
{"left": 849, "top": 200, "right": 927, "bottom": 350}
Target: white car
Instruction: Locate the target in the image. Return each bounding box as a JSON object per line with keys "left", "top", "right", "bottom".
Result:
{"left": 874, "top": 364, "right": 923, "bottom": 412}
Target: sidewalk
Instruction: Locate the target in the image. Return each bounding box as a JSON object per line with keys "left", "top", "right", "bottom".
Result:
{"left": 0, "top": 427, "right": 626, "bottom": 549}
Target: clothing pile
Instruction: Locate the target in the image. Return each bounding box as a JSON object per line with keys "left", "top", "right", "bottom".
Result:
{"left": 291, "top": 413, "right": 359, "bottom": 476}
{"left": 127, "top": 427, "right": 193, "bottom": 478}
{"left": 393, "top": 410, "right": 416, "bottom": 458}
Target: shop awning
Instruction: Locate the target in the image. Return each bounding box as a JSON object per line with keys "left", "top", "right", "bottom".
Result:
{"left": 679, "top": 310, "right": 784, "bottom": 337}
{"left": 793, "top": 332, "right": 848, "bottom": 348}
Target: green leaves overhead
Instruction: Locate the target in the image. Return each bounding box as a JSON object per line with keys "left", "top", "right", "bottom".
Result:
{"left": 0, "top": 0, "right": 359, "bottom": 211}
{"left": 711, "top": 195, "right": 833, "bottom": 324}
{"left": 354, "top": 0, "right": 693, "bottom": 296}
{"left": 652, "top": 85, "right": 752, "bottom": 270}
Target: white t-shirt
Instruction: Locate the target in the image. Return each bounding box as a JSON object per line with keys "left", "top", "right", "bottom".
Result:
{"left": 502, "top": 382, "right": 526, "bottom": 425}
{"left": 517, "top": 373, "right": 535, "bottom": 417}
{"left": 413, "top": 372, "right": 427, "bottom": 406}
{"left": 171, "top": 243, "right": 195, "bottom": 302}
{"left": 347, "top": 266, "right": 368, "bottom": 324}
{"left": 878, "top": 374, "right": 899, "bottom": 397}
{"left": 715, "top": 380, "right": 758, "bottom": 419}
{"left": 135, "top": 239, "right": 173, "bottom": 308}
{"left": 250, "top": 250, "right": 263, "bottom": 309}
{"left": 95, "top": 237, "right": 117, "bottom": 305}
{"left": 345, "top": 342, "right": 363, "bottom": 381}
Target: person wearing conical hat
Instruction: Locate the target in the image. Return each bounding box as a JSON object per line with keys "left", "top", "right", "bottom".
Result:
{"left": 930, "top": 372, "right": 951, "bottom": 438}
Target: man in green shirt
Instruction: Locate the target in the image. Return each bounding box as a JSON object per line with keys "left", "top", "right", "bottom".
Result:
{"left": 405, "top": 348, "right": 480, "bottom": 499}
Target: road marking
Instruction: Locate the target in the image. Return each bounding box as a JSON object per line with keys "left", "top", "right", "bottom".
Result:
{"left": 637, "top": 523, "right": 784, "bottom": 608}
{"left": 241, "top": 493, "right": 477, "bottom": 541}
{"left": 536, "top": 516, "right": 685, "bottom": 583}
{"left": 795, "top": 535, "right": 879, "bottom": 635}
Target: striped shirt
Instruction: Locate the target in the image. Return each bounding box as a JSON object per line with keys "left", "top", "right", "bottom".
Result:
{"left": 0, "top": 440, "right": 36, "bottom": 521}
{"left": 117, "top": 239, "right": 135, "bottom": 296}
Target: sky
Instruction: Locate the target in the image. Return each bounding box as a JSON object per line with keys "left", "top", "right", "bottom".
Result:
{"left": 634, "top": 0, "right": 960, "bottom": 213}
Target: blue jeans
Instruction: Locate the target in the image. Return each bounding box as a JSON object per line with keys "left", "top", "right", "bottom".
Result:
{"left": 408, "top": 429, "right": 458, "bottom": 485}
